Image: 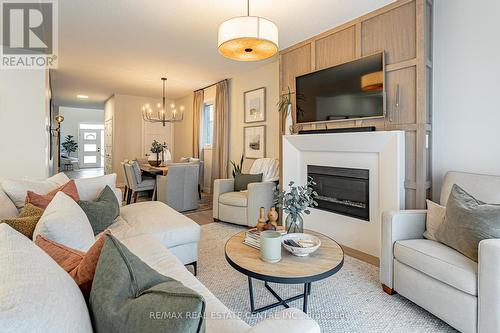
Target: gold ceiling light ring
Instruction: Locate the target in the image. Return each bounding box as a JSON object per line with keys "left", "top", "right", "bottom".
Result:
{"left": 218, "top": 1, "right": 278, "bottom": 61}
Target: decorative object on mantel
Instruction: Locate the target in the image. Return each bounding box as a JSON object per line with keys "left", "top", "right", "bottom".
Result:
{"left": 274, "top": 177, "right": 318, "bottom": 233}
{"left": 244, "top": 125, "right": 265, "bottom": 159}
{"left": 244, "top": 87, "right": 266, "bottom": 123}
{"left": 256, "top": 207, "right": 266, "bottom": 231}
{"left": 141, "top": 78, "right": 183, "bottom": 126}
{"left": 217, "top": 0, "right": 278, "bottom": 61}
{"left": 267, "top": 207, "right": 278, "bottom": 228}
{"left": 277, "top": 87, "right": 304, "bottom": 135}
{"left": 282, "top": 233, "right": 321, "bottom": 257}
{"left": 148, "top": 140, "right": 167, "bottom": 167}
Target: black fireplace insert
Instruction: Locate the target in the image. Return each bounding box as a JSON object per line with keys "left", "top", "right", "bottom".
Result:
{"left": 308, "top": 165, "right": 370, "bottom": 221}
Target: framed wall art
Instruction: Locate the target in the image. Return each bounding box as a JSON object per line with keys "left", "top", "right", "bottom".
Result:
{"left": 244, "top": 125, "right": 265, "bottom": 159}
{"left": 244, "top": 87, "right": 266, "bottom": 123}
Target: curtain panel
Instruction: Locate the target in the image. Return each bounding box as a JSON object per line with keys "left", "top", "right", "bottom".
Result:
{"left": 211, "top": 80, "right": 229, "bottom": 184}
{"left": 192, "top": 89, "right": 204, "bottom": 158}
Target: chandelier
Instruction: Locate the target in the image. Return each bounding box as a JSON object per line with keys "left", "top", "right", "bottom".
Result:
{"left": 218, "top": 0, "right": 278, "bottom": 61}
{"left": 142, "top": 77, "right": 183, "bottom": 126}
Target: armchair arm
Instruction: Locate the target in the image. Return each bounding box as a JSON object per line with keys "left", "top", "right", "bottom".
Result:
{"left": 380, "top": 210, "right": 427, "bottom": 289}
{"left": 212, "top": 179, "right": 234, "bottom": 219}
{"left": 245, "top": 308, "right": 320, "bottom": 333}
{"left": 478, "top": 239, "right": 500, "bottom": 333}
{"left": 247, "top": 181, "right": 275, "bottom": 227}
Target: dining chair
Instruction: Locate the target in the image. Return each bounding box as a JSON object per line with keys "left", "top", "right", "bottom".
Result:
{"left": 124, "top": 162, "right": 156, "bottom": 204}
{"left": 120, "top": 161, "right": 132, "bottom": 204}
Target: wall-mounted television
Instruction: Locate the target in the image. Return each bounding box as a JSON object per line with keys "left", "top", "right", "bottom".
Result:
{"left": 295, "top": 52, "right": 385, "bottom": 124}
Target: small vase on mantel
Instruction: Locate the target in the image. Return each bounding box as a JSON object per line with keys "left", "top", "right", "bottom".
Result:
{"left": 285, "top": 213, "right": 304, "bottom": 234}
{"left": 285, "top": 104, "right": 293, "bottom": 135}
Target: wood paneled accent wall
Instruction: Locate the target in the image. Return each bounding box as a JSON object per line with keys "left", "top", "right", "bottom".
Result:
{"left": 279, "top": 0, "right": 433, "bottom": 209}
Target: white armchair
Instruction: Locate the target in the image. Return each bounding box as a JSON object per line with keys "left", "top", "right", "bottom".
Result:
{"left": 213, "top": 158, "right": 278, "bottom": 227}
{"left": 380, "top": 171, "right": 500, "bottom": 333}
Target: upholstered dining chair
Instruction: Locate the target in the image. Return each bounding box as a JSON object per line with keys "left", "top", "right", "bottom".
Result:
{"left": 124, "top": 161, "right": 155, "bottom": 204}
{"left": 212, "top": 158, "right": 279, "bottom": 227}
{"left": 120, "top": 161, "right": 132, "bottom": 203}
{"left": 156, "top": 164, "right": 199, "bottom": 212}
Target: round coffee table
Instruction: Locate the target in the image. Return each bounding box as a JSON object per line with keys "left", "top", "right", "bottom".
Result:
{"left": 225, "top": 229, "right": 344, "bottom": 314}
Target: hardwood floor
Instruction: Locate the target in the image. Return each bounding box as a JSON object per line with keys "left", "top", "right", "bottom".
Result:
{"left": 64, "top": 167, "right": 104, "bottom": 179}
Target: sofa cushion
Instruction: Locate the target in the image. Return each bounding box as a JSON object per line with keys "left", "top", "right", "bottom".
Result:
{"left": 0, "top": 188, "right": 18, "bottom": 220}
{"left": 89, "top": 235, "right": 205, "bottom": 333}
{"left": 118, "top": 201, "right": 200, "bottom": 248}
{"left": 0, "top": 203, "right": 44, "bottom": 238}
{"left": 118, "top": 234, "right": 250, "bottom": 333}
{"left": 219, "top": 191, "right": 248, "bottom": 207}
{"left": 26, "top": 179, "right": 80, "bottom": 209}
{"left": 394, "top": 239, "right": 478, "bottom": 295}
{"left": 436, "top": 184, "right": 500, "bottom": 262}
{"left": 33, "top": 192, "right": 95, "bottom": 252}
{"left": 0, "top": 224, "right": 92, "bottom": 333}
{"left": 78, "top": 186, "right": 120, "bottom": 235}
{"left": 75, "top": 173, "right": 117, "bottom": 201}
{"left": 1, "top": 172, "right": 69, "bottom": 208}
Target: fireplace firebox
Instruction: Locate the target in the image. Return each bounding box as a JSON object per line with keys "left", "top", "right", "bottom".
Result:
{"left": 308, "top": 165, "right": 370, "bottom": 221}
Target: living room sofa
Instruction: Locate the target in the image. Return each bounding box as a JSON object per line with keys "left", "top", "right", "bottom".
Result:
{"left": 380, "top": 171, "right": 500, "bottom": 333}
{"left": 0, "top": 173, "right": 320, "bottom": 333}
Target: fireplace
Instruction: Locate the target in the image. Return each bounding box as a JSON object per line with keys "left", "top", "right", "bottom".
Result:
{"left": 308, "top": 165, "right": 370, "bottom": 221}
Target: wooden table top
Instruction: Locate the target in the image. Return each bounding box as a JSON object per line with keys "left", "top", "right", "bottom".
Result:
{"left": 225, "top": 230, "right": 344, "bottom": 284}
{"left": 140, "top": 164, "right": 168, "bottom": 176}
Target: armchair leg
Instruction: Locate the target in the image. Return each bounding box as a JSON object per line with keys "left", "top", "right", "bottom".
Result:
{"left": 213, "top": 218, "right": 220, "bottom": 222}
{"left": 382, "top": 284, "right": 396, "bottom": 295}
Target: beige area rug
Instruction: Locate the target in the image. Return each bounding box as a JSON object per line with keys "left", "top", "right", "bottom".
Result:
{"left": 196, "top": 222, "right": 457, "bottom": 333}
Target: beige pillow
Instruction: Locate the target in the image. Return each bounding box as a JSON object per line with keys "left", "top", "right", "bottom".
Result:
{"left": 423, "top": 199, "right": 446, "bottom": 241}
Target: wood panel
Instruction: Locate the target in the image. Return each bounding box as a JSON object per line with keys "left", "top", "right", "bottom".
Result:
{"left": 386, "top": 67, "right": 417, "bottom": 125}
{"left": 404, "top": 130, "right": 417, "bottom": 182}
{"left": 361, "top": 1, "right": 416, "bottom": 64}
{"left": 315, "top": 27, "right": 356, "bottom": 70}
{"left": 280, "top": 44, "right": 312, "bottom": 93}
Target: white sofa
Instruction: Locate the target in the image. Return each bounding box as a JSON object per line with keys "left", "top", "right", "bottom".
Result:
{"left": 0, "top": 174, "right": 319, "bottom": 333}
{"left": 380, "top": 171, "right": 500, "bottom": 333}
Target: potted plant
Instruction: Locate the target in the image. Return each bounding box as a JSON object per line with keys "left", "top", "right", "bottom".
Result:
{"left": 230, "top": 154, "right": 244, "bottom": 178}
{"left": 149, "top": 140, "right": 167, "bottom": 167}
{"left": 61, "top": 135, "right": 78, "bottom": 157}
{"left": 273, "top": 177, "right": 318, "bottom": 233}
{"left": 277, "top": 87, "right": 304, "bottom": 135}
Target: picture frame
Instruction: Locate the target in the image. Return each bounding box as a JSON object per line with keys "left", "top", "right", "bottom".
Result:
{"left": 244, "top": 87, "right": 266, "bottom": 123}
{"left": 244, "top": 125, "right": 266, "bottom": 159}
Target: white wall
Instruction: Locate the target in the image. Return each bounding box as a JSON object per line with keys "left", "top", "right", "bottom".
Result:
{"left": 0, "top": 70, "right": 49, "bottom": 179}
{"left": 432, "top": 0, "right": 500, "bottom": 198}
{"left": 59, "top": 107, "right": 104, "bottom": 157}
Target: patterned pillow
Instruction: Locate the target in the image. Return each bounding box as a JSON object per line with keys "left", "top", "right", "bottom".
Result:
{"left": 26, "top": 180, "right": 80, "bottom": 209}
{"left": 0, "top": 203, "right": 44, "bottom": 238}
{"left": 35, "top": 231, "right": 109, "bottom": 298}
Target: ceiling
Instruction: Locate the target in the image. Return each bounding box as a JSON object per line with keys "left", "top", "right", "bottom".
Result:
{"left": 52, "top": 0, "right": 395, "bottom": 109}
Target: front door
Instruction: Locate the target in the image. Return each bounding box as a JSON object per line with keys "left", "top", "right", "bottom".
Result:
{"left": 79, "top": 129, "right": 102, "bottom": 168}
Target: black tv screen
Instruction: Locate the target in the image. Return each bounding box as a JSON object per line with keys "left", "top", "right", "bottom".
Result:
{"left": 296, "top": 53, "right": 385, "bottom": 124}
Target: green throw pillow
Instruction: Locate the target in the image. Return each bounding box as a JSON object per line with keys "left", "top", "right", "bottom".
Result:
{"left": 234, "top": 173, "right": 263, "bottom": 191}
{"left": 78, "top": 186, "right": 119, "bottom": 235}
{"left": 436, "top": 184, "right": 500, "bottom": 262}
{"left": 90, "top": 235, "right": 205, "bottom": 333}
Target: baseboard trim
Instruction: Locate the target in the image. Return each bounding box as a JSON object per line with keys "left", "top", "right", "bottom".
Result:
{"left": 340, "top": 244, "right": 380, "bottom": 267}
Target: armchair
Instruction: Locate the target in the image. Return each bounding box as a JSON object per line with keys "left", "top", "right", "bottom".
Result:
{"left": 381, "top": 171, "right": 500, "bottom": 333}
{"left": 213, "top": 158, "right": 278, "bottom": 227}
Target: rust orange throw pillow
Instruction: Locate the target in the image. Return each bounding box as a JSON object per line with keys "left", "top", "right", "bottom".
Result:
{"left": 35, "top": 231, "right": 110, "bottom": 298}
{"left": 26, "top": 180, "right": 80, "bottom": 209}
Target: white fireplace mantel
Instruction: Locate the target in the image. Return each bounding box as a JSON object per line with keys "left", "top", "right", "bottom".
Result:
{"left": 282, "top": 131, "right": 405, "bottom": 259}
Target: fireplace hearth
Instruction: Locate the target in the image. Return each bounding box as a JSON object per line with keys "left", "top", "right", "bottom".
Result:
{"left": 308, "top": 165, "right": 370, "bottom": 221}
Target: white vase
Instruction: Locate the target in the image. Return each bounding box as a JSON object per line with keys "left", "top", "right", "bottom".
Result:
{"left": 285, "top": 104, "right": 293, "bottom": 135}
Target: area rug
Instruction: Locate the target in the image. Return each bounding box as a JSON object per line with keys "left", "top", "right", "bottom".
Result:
{"left": 197, "top": 222, "right": 457, "bottom": 333}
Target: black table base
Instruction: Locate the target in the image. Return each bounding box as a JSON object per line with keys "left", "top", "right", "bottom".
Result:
{"left": 247, "top": 277, "right": 312, "bottom": 313}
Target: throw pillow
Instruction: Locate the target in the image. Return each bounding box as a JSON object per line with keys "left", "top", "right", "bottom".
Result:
{"left": 1, "top": 172, "right": 70, "bottom": 208}
{"left": 0, "top": 224, "right": 93, "bottom": 333}
{"left": 234, "top": 173, "right": 263, "bottom": 191}
{"left": 436, "top": 184, "right": 500, "bottom": 261}
{"left": 75, "top": 173, "right": 117, "bottom": 201}
{"left": 0, "top": 203, "right": 44, "bottom": 238}
{"left": 26, "top": 179, "right": 80, "bottom": 209}
{"left": 78, "top": 186, "right": 120, "bottom": 235}
{"left": 35, "top": 231, "right": 109, "bottom": 299}
{"left": 0, "top": 188, "right": 18, "bottom": 220}
{"left": 33, "top": 192, "right": 95, "bottom": 251}
{"left": 90, "top": 235, "right": 205, "bottom": 333}
{"left": 423, "top": 199, "right": 446, "bottom": 241}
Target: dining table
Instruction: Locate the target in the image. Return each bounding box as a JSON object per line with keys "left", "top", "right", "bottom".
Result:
{"left": 139, "top": 164, "right": 168, "bottom": 200}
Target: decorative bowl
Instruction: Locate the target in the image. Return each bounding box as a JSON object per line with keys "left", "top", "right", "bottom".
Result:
{"left": 281, "top": 233, "right": 321, "bottom": 257}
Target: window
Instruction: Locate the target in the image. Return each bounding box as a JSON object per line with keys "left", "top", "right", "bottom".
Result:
{"left": 201, "top": 103, "right": 214, "bottom": 147}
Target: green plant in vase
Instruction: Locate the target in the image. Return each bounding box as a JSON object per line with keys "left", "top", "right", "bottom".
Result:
{"left": 61, "top": 135, "right": 78, "bottom": 157}
{"left": 150, "top": 140, "right": 167, "bottom": 166}
{"left": 273, "top": 177, "right": 318, "bottom": 234}
{"left": 230, "top": 154, "right": 244, "bottom": 178}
